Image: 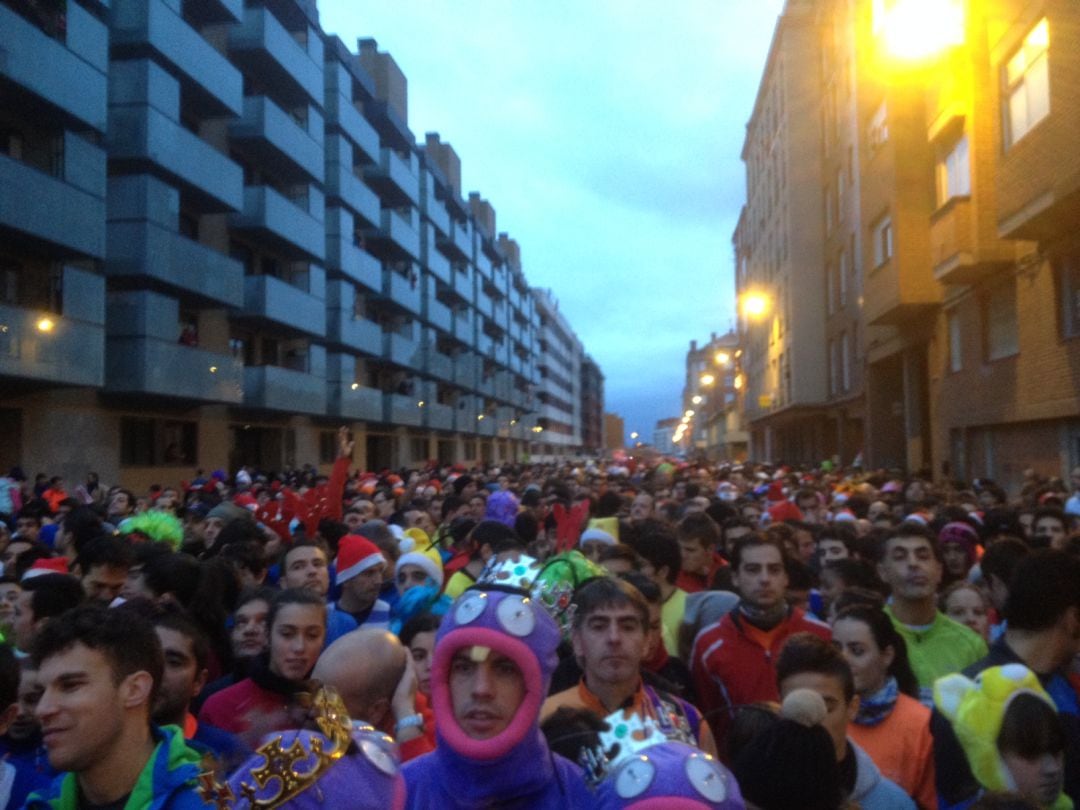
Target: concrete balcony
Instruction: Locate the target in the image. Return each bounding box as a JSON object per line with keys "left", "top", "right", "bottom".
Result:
{"left": 184, "top": 0, "right": 242, "bottom": 24}
{"left": 243, "top": 275, "right": 325, "bottom": 337}
{"left": 386, "top": 332, "right": 422, "bottom": 370}
{"left": 0, "top": 152, "right": 104, "bottom": 259}
{"left": 368, "top": 210, "right": 420, "bottom": 261}
{"left": 329, "top": 381, "right": 383, "bottom": 422}
{"left": 327, "top": 309, "right": 382, "bottom": 356}
{"left": 105, "top": 338, "right": 243, "bottom": 403}
{"left": 243, "top": 364, "right": 325, "bottom": 414}
{"left": 0, "top": 3, "right": 107, "bottom": 131}
{"left": 230, "top": 95, "right": 322, "bottom": 183}
{"left": 426, "top": 349, "right": 454, "bottom": 382}
{"left": 364, "top": 148, "right": 420, "bottom": 209}
{"left": 426, "top": 242, "right": 452, "bottom": 284}
{"left": 453, "top": 310, "right": 474, "bottom": 345}
{"left": 111, "top": 0, "right": 242, "bottom": 118}
{"left": 453, "top": 352, "right": 478, "bottom": 389}
{"left": 326, "top": 235, "right": 381, "bottom": 294}
{"left": 930, "top": 197, "right": 1016, "bottom": 286}
{"left": 426, "top": 298, "right": 453, "bottom": 333}
{"left": 424, "top": 401, "right": 454, "bottom": 432}
{"left": 385, "top": 270, "right": 422, "bottom": 317}
{"left": 474, "top": 414, "right": 497, "bottom": 437}
{"left": 450, "top": 265, "right": 473, "bottom": 301}
{"left": 385, "top": 393, "right": 423, "bottom": 427}
{"left": 437, "top": 220, "right": 472, "bottom": 262}
{"left": 324, "top": 93, "right": 380, "bottom": 164}
{"left": 477, "top": 374, "right": 495, "bottom": 398}
{"left": 228, "top": 7, "right": 322, "bottom": 106}
{"left": 106, "top": 222, "right": 243, "bottom": 308}
{"left": 326, "top": 162, "right": 381, "bottom": 229}
{"left": 109, "top": 105, "right": 242, "bottom": 213}
{"left": 231, "top": 186, "right": 324, "bottom": 262}
{"left": 424, "top": 193, "right": 450, "bottom": 236}
{"left": 494, "top": 371, "right": 514, "bottom": 402}
{"left": 0, "top": 304, "right": 103, "bottom": 387}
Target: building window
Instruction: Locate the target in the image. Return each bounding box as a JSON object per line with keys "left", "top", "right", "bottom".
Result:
{"left": 1057, "top": 254, "right": 1080, "bottom": 339}
{"left": 840, "top": 331, "right": 851, "bottom": 392}
{"left": 826, "top": 263, "right": 836, "bottom": 315}
{"left": 871, "top": 215, "right": 893, "bottom": 267}
{"left": 829, "top": 339, "right": 839, "bottom": 396}
{"left": 947, "top": 309, "right": 963, "bottom": 372}
{"left": 1004, "top": 18, "right": 1050, "bottom": 147}
{"left": 983, "top": 282, "right": 1019, "bottom": 361}
{"left": 120, "top": 419, "right": 197, "bottom": 467}
{"left": 868, "top": 101, "right": 889, "bottom": 151}
{"left": 838, "top": 249, "right": 848, "bottom": 307}
{"left": 936, "top": 133, "right": 971, "bottom": 205}
{"left": 825, "top": 186, "right": 834, "bottom": 233}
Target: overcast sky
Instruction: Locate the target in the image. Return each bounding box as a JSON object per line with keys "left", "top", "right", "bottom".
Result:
{"left": 319, "top": 1, "right": 786, "bottom": 440}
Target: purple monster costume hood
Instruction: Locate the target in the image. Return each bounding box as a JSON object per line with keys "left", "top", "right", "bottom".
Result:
{"left": 402, "top": 585, "right": 590, "bottom": 808}
{"left": 597, "top": 740, "right": 744, "bottom": 810}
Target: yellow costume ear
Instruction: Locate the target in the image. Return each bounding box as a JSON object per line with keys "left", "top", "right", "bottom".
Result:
{"left": 932, "top": 672, "right": 973, "bottom": 721}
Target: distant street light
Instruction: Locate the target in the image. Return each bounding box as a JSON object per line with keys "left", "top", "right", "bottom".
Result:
{"left": 740, "top": 292, "right": 771, "bottom": 320}
{"left": 630, "top": 431, "right": 639, "bottom": 440}
{"left": 700, "top": 373, "right": 715, "bottom": 387}
{"left": 715, "top": 351, "right": 730, "bottom": 366}
{"left": 691, "top": 395, "right": 703, "bottom": 405}
{"left": 879, "top": 0, "right": 964, "bottom": 61}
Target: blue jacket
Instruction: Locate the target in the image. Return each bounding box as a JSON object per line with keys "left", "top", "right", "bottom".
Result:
{"left": 24, "top": 725, "right": 207, "bottom": 810}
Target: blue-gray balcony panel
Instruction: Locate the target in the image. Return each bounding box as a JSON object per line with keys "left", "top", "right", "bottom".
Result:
{"left": 426, "top": 350, "right": 454, "bottom": 382}
{"left": 423, "top": 194, "right": 450, "bottom": 237}
{"left": 385, "top": 393, "right": 423, "bottom": 427}
{"left": 425, "top": 244, "right": 451, "bottom": 285}
{"left": 105, "top": 337, "right": 243, "bottom": 402}
{"left": 243, "top": 275, "right": 326, "bottom": 337}
{"left": 329, "top": 382, "right": 382, "bottom": 422}
{"left": 385, "top": 271, "right": 421, "bottom": 317}
{"left": 453, "top": 222, "right": 472, "bottom": 260}
{"left": 425, "top": 402, "right": 454, "bottom": 432}
{"left": 106, "top": 221, "right": 243, "bottom": 307}
{"left": 326, "top": 163, "right": 380, "bottom": 229}
{"left": 386, "top": 333, "right": 421, "bottom": 370}
{"left": 426, "top": 299, "right": 452, "bottom": 333}
{"left": 324, "top": 93, "right": 380, "bottom": 164}
{"left": 0, "top": 4, "right": 107, "bottom": 131}
{"left": 327, "top": 309, "right": 382, "bottom": 356}
{"left": 228, "top": 8, "right": 322, "bottom": 106}
{"left": 494, "top": 372, "right": 514, "bottom": 402}
{"left": 476, "top": 292, "right": 493, "bottom": 321}
{"left": 475, "top": 255, "right": 493, "bottom": 282}
{"left": 183, "top": 0, "right": 243, "bottom": 24}
{"left": 0, "top": 154, "right": 104, "bottom": 258}
{"left": 475, "top": 415, "right": 496, "bottom": 437}
{"left": 326, "top": 236, "right": 381, "bottom": 294}
{"left": 476, "top": 375, "right": 495, "bottom": 398}
{"left": 453, "top": 354, "right": 477, "bottom": 389}
{"left": 453, "top": 311, "right": 473, "bottom": 345}
{"left": 232, "top": 186, "right": 324, "bottom": 262}
{"left": 374, "top": 210, "right": 420, "bottom": 261}
{"left": 450, "top": 268, "right": 473, "bottom": 303}
{"left": 0, "top": 304, "right": 103, "bottom": 386}
{"left": 230, "top": 96, "right": 322, "bottom": 183}
{"left": 109, "top": 106, "right": 242, "bottom": 212}
{"left": 364, "top": 149, "right": 419, "bottom": 208}
{"left": 244, "top": 365, "right": 325, "bottom": 414}
{"left": 110, "top": 0, "right": 242, "bottom": 117}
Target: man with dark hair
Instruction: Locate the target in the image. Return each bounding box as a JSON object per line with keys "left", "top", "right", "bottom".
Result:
{"left": 691, "top": 533, "right": 831, "bottom": 746}
{"left": 1032, "top": 507, "right": 1069, "bottom": 550}
{"left": 776, "top": 633, "right": 914, "bottom": 808}
{"left": 73, "top": 536, "right": 134, "bottom": 604}
{"left": 12, "top": 574, "right": 84, "bottom": 655}
{"left": 877, "top": 523, "right": 986, "bottom": 700}
{"left": 978, "top": 536, "right": 1030, "bottom": 640}
{"left": 283, "top": 539, "right": 358, "bottom": 644}
{"left": 540, "top": 577, "right": 715, "bottom": 755}
{"left": 28, "top": 605, "right": 206, "bottom": 808}
{"left": 623, "top": 519, "right": 686, "bottom": 657}
{"left": 674, "top": 512, "right": 728, "bottom": 593}
{"left": 963, "top": 550, "right": 1080, "bottom": 803}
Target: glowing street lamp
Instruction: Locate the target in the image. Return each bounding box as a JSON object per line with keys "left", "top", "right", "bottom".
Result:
{"left": 700, "top": 373, "right": 715, "bottom": 387}
{"left": 740, "top": 292, "right": 771, "bottom": 320}
{"left": 714, "top": 351, "right": 730, "bottom": 366}
{"left": 691, "top": 395, "right": 703, "bottom": 405}
{"left": 630, "top": 432, "right": 639, "bottom": 440}
{"left": 879, "top": 0, "right": 964, "bottom": 61}
{"left": 36, "top": 317, "right": 55, "bottom": 333}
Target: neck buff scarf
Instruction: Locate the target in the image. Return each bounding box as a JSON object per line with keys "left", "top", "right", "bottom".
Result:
{"left": 854, "top": 676, "right": 899, "bottom": 727}
{"left": 738, "top": 599, "right": 788, "bottom": 631}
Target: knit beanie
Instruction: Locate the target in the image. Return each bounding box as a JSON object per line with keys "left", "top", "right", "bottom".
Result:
{"left": 335, "top": 535, "right": 386, "bottom": 585}
{"left": 396, "top": 546, "right": 444, "bottom": 590}
{"left": 206, "top": 501, "right": 252, "bottom": 525}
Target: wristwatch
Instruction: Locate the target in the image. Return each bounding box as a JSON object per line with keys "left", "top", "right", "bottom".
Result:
{"left": 394, "top": 713, "right": 424, "bottom": 734}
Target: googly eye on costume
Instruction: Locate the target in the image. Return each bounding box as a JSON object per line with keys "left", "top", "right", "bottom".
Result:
{"left": 359, "top": 736, "right": 398, "bottom": 777}
{"left": 614, "top": 756, "right": 656, "bottom": 800}
{"left": 495, "top": 594, "right": 536, "bottom": 637}
{"left": 454, "top": 591, "right": 487, "bottom": 625}
{"left": 685, "top": 753, "right": 728, "bottom": 802}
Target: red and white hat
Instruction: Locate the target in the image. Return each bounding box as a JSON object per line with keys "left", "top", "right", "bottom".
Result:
{"left": 21, "top": 557, "right": 69, "bottom": 581}
{"left": 335, "top": 535, "right": 386, "bottom": 585}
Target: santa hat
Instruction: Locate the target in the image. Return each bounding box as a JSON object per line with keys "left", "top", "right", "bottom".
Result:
{"left": 395, "top": 547, "right": 444, "bottom": 589}
{"left": 22, "top": 557, "right": 69, "bottom": 580}
{"left": 335, "top": 535, "right": 386, "bottom": 585}
{"left": 766, "top": 482, "right": 786, "bottom": 502}
{"left": 579, "top": 527, "right": 616, "bottom": 548}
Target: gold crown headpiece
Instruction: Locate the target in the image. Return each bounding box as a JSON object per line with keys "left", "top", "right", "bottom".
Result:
{"left": 197, "top": 687, "right": 356, "bottom": 809}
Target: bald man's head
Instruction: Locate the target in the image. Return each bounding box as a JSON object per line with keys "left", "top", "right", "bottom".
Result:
{"left": 313, "top": 628, "right": 407, "bottom": 726}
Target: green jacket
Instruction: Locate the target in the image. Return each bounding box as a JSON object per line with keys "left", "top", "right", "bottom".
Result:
{"left": 24, "top": 725, "right": 208, "bottom": 810}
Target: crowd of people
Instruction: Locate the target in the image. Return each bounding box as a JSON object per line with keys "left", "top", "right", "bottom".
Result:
{"left": 0, "top": 432, "right": 1078, "bottom": 809}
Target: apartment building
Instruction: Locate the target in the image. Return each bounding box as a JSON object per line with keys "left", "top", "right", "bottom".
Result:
{"left": 580, "top": 355, "right": 604, "bottom": 455}
{"left": 737, "top": 0, "right": 1080, "bottom": 487}
{"left": 531, "top": 288, "right": 583, "bottom": 457}
{"left": 682, "top": 331, "right": 748, "bottom": 462}
{"left": 0, "top": 0, "right": 598, "bottom": 486}
{"left": 733, "top": 0, "right": 831, "bottom": 465}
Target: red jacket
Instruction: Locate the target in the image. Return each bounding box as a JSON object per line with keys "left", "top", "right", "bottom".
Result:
{"left": 690, "top": 606, "right": 831, "bottom": 755}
